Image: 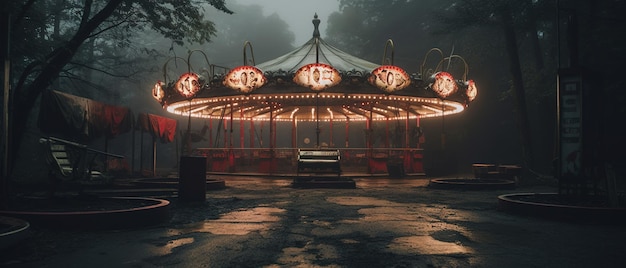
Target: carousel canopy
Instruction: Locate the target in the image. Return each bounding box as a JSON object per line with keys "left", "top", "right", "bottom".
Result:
{"left": 255, "top": 25, "right": 379, "bottom": 75}
{"left": 153, "top": 14, "right": 477, "bottom": 122}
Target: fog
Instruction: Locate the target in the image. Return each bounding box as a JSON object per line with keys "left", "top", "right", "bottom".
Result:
{"left": 234, "top": 0, "right": 339, "bottom": 44}
{"left": 5, "top": 0, "right": 626, "bottom": 183}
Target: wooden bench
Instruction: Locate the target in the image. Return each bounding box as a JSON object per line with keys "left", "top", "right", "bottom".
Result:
{"left": 297, "top": 149, "right": 341, "bottom": 177}
{"left": 472, "top": 163, "right": 498, "bottom": 179}
{"left": 472, "top": 163, "right": 521, "bottom": 180}
{"left": 39, "top": 137, "right": 124, "bottom": 186}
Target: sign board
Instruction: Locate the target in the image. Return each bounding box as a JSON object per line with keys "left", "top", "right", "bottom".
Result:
{"left": 558, "top": 71, "right": 583, "bottom": 179}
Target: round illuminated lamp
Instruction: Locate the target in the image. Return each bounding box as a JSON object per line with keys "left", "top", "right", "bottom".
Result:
{"left": 466, "top": 79, "right": 477, "bottom": 101}
{"left": 368, "top": 65, "right": 411, "bottom": 93}
{"left": 293, "top": 63, "right": 341, "bottom": 91}
{"left": 223, "top": 65, "right": 267, "bottom": 93}
{"left": 175, "top": 72, "right": 201, "bottom": 98}
{"left": 152, "top": 80, "right": 165, "bottom": 102}
{"left": 430, "top": 71, "right": 458, "bottom": 98}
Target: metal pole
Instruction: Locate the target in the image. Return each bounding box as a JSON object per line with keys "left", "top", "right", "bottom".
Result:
{"left": 250, "top": 120, "right": 255, "bottom": 149}
{"left": 209, "top": 119, "right": 213, "bottom": 147}
{"left": 1, "top": 14, "right": 11, "bottom": 207}
{"left": 229, "top": 104, "right": 233, "bottom": 148}
{"left": 152, "top": 136, "right": 156, "bottom": 177}
{"left": 345, "top": 118, "right": 349, "bottom": 148}
{"left": 187, "top": 100, "right": 192, "bottom": 155}
{"left": 316, "top": 93, "right": 320, "bottom": 147}
{"left": 441, "top": 100, "right": 445, "bottom": 150}
{"left": 269, "top": 105, "right": 274, "bottom": 149}
{"left": 405, "top": 108, "right": 409, "bottom": 148}
{"left": 2, "top": 59, "right": 9, "bottom": 183}
{"left": 240, "top": 108, "right": 244, "bottom": 149}
{"left": 329, "top": 115, "right": 333, "bottom": 147}
{"left": 292, "top": 118, "right": 297, "bottom": 148}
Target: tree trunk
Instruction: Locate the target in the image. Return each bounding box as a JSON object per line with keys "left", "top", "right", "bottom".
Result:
{"left": 525, "top": 0, "right": 544, "bottom": 70}
{"left": 9, "top": 0, "right": 124, "bottom": 176}
{"left": 499, "top": 4, "right": 534, "bottom": 171}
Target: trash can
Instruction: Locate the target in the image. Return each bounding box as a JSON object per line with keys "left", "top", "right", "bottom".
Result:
{"left": 387, "top": 161, "right": 405, "bottom": 178}
{"left": 179, "top": 156, "right": 207, "bottom": 202}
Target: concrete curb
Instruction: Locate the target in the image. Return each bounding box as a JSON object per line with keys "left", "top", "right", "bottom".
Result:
{"left": 498, "top": 193, "right": 626, "bottom": 224}
{"left": 0, "top": 216, "right": 30, "bottom": 250}
{"left": 0, "top": 197, "right": 171, "bottom": 230}
{"left": 429, "top": 178, "right": 516, "bottom": 190}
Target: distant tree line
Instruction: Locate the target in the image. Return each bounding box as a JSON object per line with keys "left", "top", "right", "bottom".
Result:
{"left": 1, "top": 0, "right": 297, "bottom": 179}
{"left": 325, "top": 0, "right": 626, "bottom": 175}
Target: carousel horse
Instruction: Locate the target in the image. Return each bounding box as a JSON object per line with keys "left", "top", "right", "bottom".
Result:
{"left": 184, "top": 122, "right": 209, "bottom": 143}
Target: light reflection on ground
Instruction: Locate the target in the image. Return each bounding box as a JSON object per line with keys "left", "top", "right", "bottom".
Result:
{"left": 327, "top": 195, "right": 474, "bottom": 256}
{"left": 353, "top": 178, "right": 430, "bottom": 188}
{"left": 156, "top": 237, "right": 195, "bottom": 255}
{"left": 194, "top": 207, "right": 286, "bottom": 235}
{"left": 327, "top": 196, "right": 401, "bottom": 206}
{"left": 388, "top": 235, "right": 473, "bottom": 255}
{"left": 274, "top": 243, "right": 341, "bottom": 267}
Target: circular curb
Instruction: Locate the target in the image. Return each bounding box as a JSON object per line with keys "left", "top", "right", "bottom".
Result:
{"left": 429, "top": 178, "right": 516, "bottom": 190}
{"left": 498, "top": 193, "right": 626, "bottom": 224}
{"left": 0, "top": 216, "right": 30, "bottom": 250}
{"left": 0, "top": 197, "right": 171, "bottom": 230}
{"left": 133, "top": 177, "right": 226, "bottom": 190}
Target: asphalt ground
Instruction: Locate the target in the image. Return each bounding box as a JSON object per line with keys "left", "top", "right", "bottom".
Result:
{"left": 2, "top": 176, "right": 625, "bottom": 268}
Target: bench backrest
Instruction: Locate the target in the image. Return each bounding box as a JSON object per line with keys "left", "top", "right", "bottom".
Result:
{"left": 297, "top": 149, "right": 340, "bottom": 161}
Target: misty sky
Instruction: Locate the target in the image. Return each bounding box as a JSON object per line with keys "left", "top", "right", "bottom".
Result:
{"left": 234, "top": 0, "right": 340, "bottom": 44}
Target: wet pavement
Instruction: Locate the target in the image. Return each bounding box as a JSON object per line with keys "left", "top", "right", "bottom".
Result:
{"left": 2, "top": 176, "right": 626, "bottom": 267}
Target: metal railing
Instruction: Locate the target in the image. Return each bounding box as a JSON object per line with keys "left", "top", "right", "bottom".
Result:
{"left": 191, "top": 147, "right": 424, "bottom": 175}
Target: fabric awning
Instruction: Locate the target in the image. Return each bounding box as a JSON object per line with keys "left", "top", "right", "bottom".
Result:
{"left": 136, "top": 113, "right": 177, "bottom": 143}
{"left": 38, "top": 90, "right": 133, "bottom": 140}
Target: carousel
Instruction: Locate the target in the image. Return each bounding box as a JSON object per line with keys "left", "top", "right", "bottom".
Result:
{"left": 151, "top": 14, "right": 477, "bottom": 175}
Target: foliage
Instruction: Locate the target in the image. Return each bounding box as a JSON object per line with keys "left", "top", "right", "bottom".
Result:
{"left": 325, "top": 0, "right": 626, "bottom": 174}
{"left": 7, "top": 0, "right": 232, "bottom": 97}
{"left": 325, "top": 0, "right": 559, "bottom": 172}
{"left": 2, "top": 0, "right": 234, "bottom": 176}
{"left": 326, "top": 0, "right": 452, "bottom": 65}
{"left": 197, "top": 2, "right": 295, "bottom": 67}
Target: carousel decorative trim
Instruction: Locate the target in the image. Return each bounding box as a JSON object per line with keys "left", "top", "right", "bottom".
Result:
{"left": 223, "top": 65, "right": 267, "bottom": 93}
{"left": 293, "top": 63, "right": 341, "bottom": 91}
{"left": 152, "top": 16, "right": 478, "bottom": 121}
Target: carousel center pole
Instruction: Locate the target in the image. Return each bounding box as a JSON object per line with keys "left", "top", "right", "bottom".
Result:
{"left": 316, "top": 93, "right": 320, "bottom": 148}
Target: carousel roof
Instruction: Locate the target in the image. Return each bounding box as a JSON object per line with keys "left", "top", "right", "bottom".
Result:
{"left": 153, "top": 14, "right": 477, "bottom": 122}
{"left": 255, "top": 35, "right": 379, "bottom": 76}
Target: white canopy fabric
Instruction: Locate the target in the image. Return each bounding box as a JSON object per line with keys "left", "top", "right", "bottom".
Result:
{"left": 255, "top": 37, "right": 380, "bottom": 76}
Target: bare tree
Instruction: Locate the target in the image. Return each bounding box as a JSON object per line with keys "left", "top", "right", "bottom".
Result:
{"left": 3, "top": 0, "right": 233, "bottom": 176}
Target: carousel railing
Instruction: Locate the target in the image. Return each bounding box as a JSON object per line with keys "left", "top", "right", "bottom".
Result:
{"left": 191, "top": 147, "right": 424, "bottom": 175}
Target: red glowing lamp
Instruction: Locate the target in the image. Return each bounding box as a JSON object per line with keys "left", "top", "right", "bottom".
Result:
{"left": 152, "top": 80, "right": 165, "bottom": 102}
{"left": 175, "top": 72, "right": 201, "bottom": 98}
{"left": 223, "top": 66, "right": 267, "bottom": 93}
{"left": 293, "top": 63, "right": 341, "bottom": 91}
{"left": 466, "top": 79, "right": 477, "bottom": 101}
{"left": 368, "top": 65, "right": 411, "bottom": 93}
{"left": 430, "top": 71, "right": 457, "bottom": 98}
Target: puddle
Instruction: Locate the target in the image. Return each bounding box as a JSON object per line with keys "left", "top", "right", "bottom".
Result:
{"left": 387, "top": 235, "right": 473, "bottom": 255}
{"left": 327, "top": 196, "right": 476, "bottom": 256}
{"left": 194, "top": 207, "right": 286, "bottom": 235}
{"left": 355, "top": 178, "right": 430, "bottom": 188}
{"left": 357, "top": 206, "right": 425, "bottom": 221}
{"left": 431, "top": 229, "right": 471, "bottom": 244}
{"left": 273, "top": 243, "right": 340, "bottom": 267}
{"left": 327, "top": 196, "right": 401, "bottom": 206}
{"left": 157, "top": 237, "right": 195, "bottom": 255}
